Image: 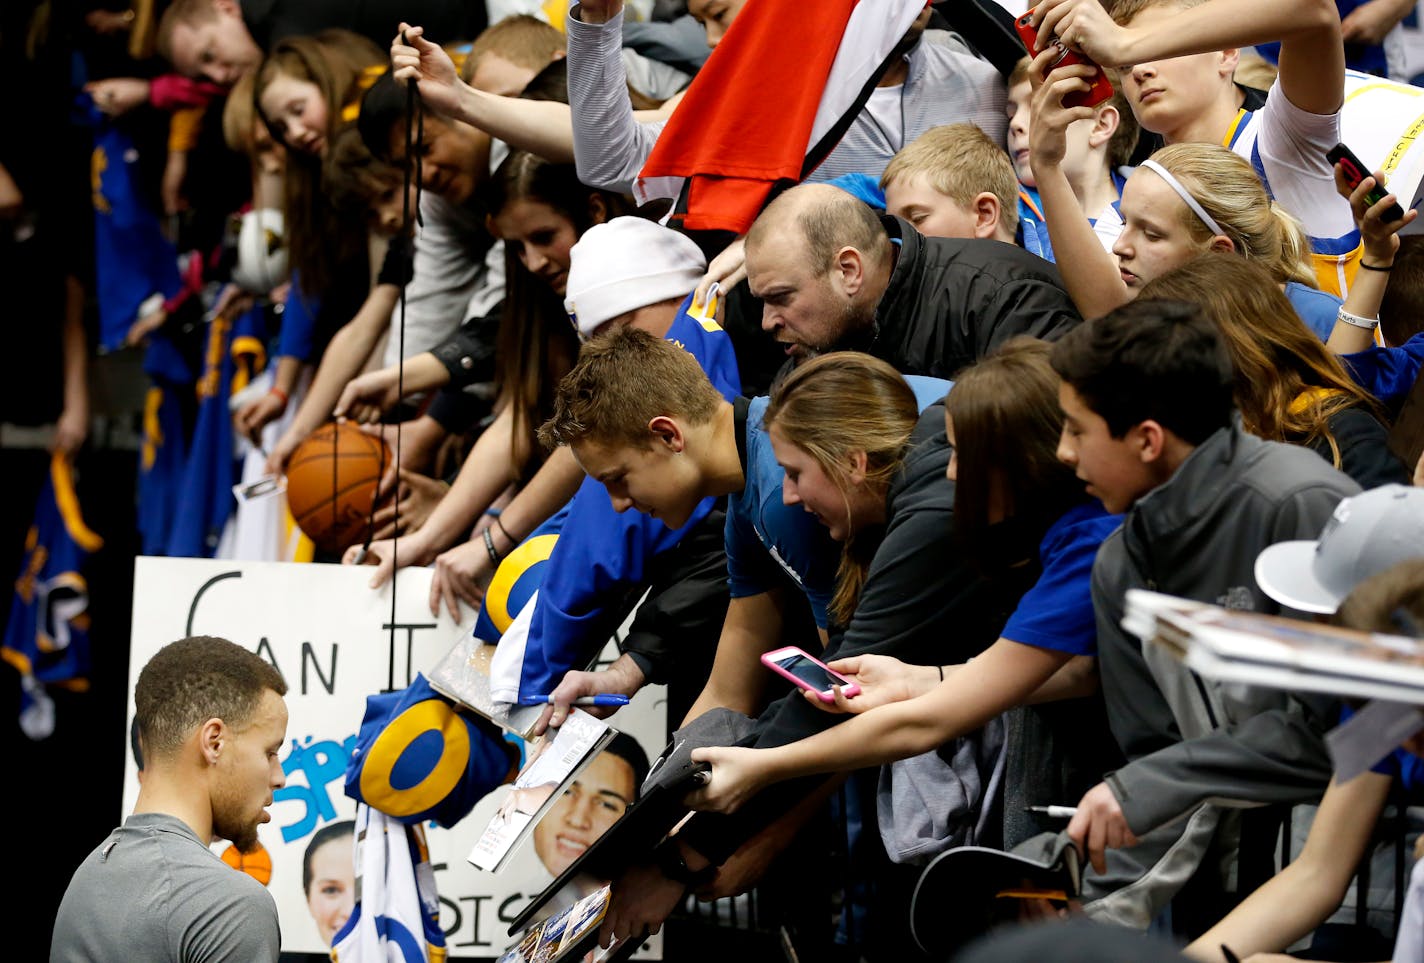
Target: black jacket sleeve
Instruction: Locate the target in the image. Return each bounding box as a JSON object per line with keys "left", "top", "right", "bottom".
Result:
{"left": 431, "top": 312, "right": 500, "bottom": 389}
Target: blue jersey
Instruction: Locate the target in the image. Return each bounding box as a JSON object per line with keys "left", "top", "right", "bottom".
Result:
{"left": 489, "top": 297, "right": 741, "bottom": 703}
{"left": 2, "top": 455, "right": 104, "bottom": 739}
{"left": 726, "top": 396, "right": 839, "bottom": 627}
{"left": 88, "top": 103, "right": 183, "bottom": 353}
{"left": 165, "top": 306, "right": 266, "bottom": 557}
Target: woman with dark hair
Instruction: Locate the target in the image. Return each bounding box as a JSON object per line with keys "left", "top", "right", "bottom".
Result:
{"left": 687, "top": 340, "right": 1123, "bottom": 823}
{"left": 348, "top": 153, "right": 634, "bottom": 606}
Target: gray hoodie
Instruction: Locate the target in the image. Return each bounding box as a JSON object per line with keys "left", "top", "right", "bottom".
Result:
{"left": 1083, "top": 424, "right": 1359, "bottom": 927}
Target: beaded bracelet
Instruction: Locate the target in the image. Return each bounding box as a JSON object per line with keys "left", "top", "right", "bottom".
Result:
{"left": 482, "top": 526, "right": 501, "bottom": 565}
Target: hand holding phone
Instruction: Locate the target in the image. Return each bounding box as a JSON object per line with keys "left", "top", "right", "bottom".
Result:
{"left": 1329, "top": 142, "right": 1407, "bottom": 222}
{"left": 761, "top": 646, "right": 861, "bottom": 703}
{"left": 1015, "top": 9, "right": 1114, "bottom": 109}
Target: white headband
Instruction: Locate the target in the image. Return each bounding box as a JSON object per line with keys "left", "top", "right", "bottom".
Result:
{"left": 1140, "top": 159, "right": 1227, "bottom": 238}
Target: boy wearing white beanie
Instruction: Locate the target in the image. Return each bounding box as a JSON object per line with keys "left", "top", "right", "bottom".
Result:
{"left": 563, "top": 215, "right": 713, "bottom": 339}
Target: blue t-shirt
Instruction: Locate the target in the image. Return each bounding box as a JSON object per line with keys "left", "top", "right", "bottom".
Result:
{"left": 726, "top": 397, "right": 839, "bottom": 626}
{"left": 1285, "top": 281, "right": 1343, "bottom": 342}
{"left": 1000, "top": 500, "right": 1122, "bottom": 656}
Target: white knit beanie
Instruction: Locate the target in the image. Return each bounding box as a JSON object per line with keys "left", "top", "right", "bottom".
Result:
{"left": 563, "top": 217, "right": 707, "bottom": 336}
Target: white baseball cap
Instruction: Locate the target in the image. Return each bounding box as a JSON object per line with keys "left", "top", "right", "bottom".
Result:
{"left": 1255, "top": 484, "right": 1424, "bottom": 614}
{"left": 562, "top": 217, "right": 706, "bottom": 337}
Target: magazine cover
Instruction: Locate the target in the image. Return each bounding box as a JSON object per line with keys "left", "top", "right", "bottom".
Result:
{"left": 428, "top": 623, "right": 547, "bottom": 740}
{"left": 470, "top": 710, "right": 618, "bottom": 874}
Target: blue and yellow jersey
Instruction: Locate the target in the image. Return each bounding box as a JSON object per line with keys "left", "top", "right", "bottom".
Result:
{"left": 3, "top": 455, "right": 103, "bottom": 739}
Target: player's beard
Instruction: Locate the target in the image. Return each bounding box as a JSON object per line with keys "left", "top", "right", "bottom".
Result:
{"left": 212, "top": 786, "right": 262, "bottom": 853}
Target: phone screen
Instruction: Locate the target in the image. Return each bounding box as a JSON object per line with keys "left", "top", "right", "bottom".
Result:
{"left": 773, "top": 653, "right": 841, "bottom": 691}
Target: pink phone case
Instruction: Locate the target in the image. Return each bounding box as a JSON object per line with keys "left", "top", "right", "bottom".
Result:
{"left": 761, "top": 646, "right": 861, "bottom": 703}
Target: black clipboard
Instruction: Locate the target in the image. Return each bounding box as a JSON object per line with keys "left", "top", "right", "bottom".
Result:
{"left": 506, "top": 758, "right": 709, "bottom": 937}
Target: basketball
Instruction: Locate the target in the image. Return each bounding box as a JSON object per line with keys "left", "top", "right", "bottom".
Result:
{"left": 220, "top": 840, "right": 273, "bottom": 886}
{"left": 284, "top": 422, "right": 391, "bottom": 553}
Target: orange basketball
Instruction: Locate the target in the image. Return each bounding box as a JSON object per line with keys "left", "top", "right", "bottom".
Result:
{"left": 220, "top": 840, "right": 273, "bottom": 886}
{"left": 285, "top": 421, "right": 391, "bottom": 553}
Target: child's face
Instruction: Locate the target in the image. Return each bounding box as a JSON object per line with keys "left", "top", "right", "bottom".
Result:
{"left": 368, "top": 181, "right": 417, "bottom": 237}
{"left": 1117, "top": 4, "right": 1234, "bottom": 139}
{"left": 884, "top": 173, "right": 983, "bottom": 240}
{"left": 258, "top": 74, "right": 328, "bottom": 156}
{"left": 1112, "top": 170, "right": 1204, "bottom": 292}
{"left": 1007, "top": 80, "right": 1034, "bottom": 187}
{"left": 1056, "top": 382, "right": 1157, "bottom": 515}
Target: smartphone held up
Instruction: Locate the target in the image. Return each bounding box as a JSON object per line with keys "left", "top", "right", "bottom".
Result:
{"left": 1015, "top": 8, "right": 1115, "bottom": 109}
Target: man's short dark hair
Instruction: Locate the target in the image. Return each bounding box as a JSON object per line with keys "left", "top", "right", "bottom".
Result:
{"left": 356, "top": 72, "right": 408, "bottom": 162}
{"left": 1050, "top": 299, "right": 1235, "bottom": 444}
{"left": 603, "top": 731, "right": 650, "bottom": 800}
{"left": 135, "top": 636, "right": 288, "bottom": 761}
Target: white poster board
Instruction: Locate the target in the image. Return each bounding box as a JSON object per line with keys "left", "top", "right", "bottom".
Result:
{"left": 126, "top": 557, "right": 667, "bottom": 958}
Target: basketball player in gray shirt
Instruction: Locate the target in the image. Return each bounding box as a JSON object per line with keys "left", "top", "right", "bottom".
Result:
{"left": 51, "top": 636, "right": 290, "bottom": 962}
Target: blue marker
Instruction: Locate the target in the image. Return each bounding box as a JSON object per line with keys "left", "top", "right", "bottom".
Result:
{"left": 516, "top": 693, "right": 631, "bottom": 707}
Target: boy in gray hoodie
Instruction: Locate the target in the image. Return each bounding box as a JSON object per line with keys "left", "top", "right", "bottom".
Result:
{"left": 1050, "top": 298, "right": 1360, "bottom": 933}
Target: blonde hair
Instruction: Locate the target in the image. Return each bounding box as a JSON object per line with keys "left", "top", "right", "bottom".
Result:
{"left": 881, "top": 124, "right": 1020, "bottom": 236}
{"left": 462, "top": 14, "right": 566, "bottom": 82}
{"left": 221, "top": 70, "right": 258, "bottom": 154}
{"left": 763, "top": 353, "right": 920, "bottom": 624}
{"left": 1147, "top": 142, "right": 1316, "bottom": 287}
{"left": 1109, "top": 0, "right": 1207, "bottom": 27}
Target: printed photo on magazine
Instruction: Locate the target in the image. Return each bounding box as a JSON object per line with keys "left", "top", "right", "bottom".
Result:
{"left": 469, "top": 710, "right": 635, "bottom": 875}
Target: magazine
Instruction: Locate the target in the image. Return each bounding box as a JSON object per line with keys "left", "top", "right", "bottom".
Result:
{"left": 427, "top": 623, "right": 546, "bottom": 741}
{"left": 468, "top": 708, "right": 617, "bottom": 874}
{"left": 496, "top": 885, "right": 633, "bottom": 963}
{"left": 1127, "top": 589, "right": 1424, "bottom": 704}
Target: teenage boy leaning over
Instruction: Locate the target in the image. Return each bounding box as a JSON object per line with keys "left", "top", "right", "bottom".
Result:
{"left": 1048, "top": 299, "right": 1360, "bottom": 932}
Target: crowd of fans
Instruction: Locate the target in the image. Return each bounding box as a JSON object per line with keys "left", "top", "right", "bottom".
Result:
{"left": 15, "top": 0, "right": 1424, "bottom": 958}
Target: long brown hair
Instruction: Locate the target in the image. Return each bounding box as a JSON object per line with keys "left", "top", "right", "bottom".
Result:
{"left": 946, "top": 338, "right": 1082, "bottom": 557}
{"left": 482, "top": 151, "right": 633, "bottom": 475}
{"left": 1140, "top": 254, "right": 1385, "bottom": 466}
{"left": 254, "top": 29, "right": 384, "bottom": 296}
{"left": 763, "top": 352, "right": 920, "bottom": 624}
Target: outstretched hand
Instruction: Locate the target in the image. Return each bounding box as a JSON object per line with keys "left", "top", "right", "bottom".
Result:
{"left": 390, "top": 24, "right": 463, "bottom": 118}
{"left": 685, "top": 746, "right": 771, "bottom": 814}
{"left": 1334, "top": 163, "right": 1417, "bottom": 265}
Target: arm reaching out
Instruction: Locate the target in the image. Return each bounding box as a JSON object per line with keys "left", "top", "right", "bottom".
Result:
{"left": 687, "top": 638, "right": 1069, "bottom": 813}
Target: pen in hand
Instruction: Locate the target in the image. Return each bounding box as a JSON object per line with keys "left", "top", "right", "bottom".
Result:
{"left": 516, "top": 693, "right": 631, "bottom": 707}
{"left": 1024, "top": 805, "right": 1078, "bottom": 819}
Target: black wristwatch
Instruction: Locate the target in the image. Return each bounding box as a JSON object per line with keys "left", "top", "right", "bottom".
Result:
{"left": 653, "top": 838, "right": 716, "bottom": 888}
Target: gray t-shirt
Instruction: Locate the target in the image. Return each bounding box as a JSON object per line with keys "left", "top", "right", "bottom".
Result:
{"left": 51, "top": 812, "right": 280, "bottom": 962}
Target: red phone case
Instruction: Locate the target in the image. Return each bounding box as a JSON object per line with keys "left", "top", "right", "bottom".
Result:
{"left": 1015, "top": 11, "right": 1115, "bottom": 109}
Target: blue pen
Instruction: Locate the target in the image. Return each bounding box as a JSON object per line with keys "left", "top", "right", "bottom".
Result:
{"left": 516, "top": 694, "right": 630, "bottom": 707}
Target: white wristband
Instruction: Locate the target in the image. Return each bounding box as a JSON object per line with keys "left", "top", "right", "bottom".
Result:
{"left": 1337, "top": 308, "right": 1380, "bottom": 331}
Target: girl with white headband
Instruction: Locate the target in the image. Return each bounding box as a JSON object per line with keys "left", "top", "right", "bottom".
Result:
{"left": 1028, "top": 64, "right": 1349, "bottom": 342}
